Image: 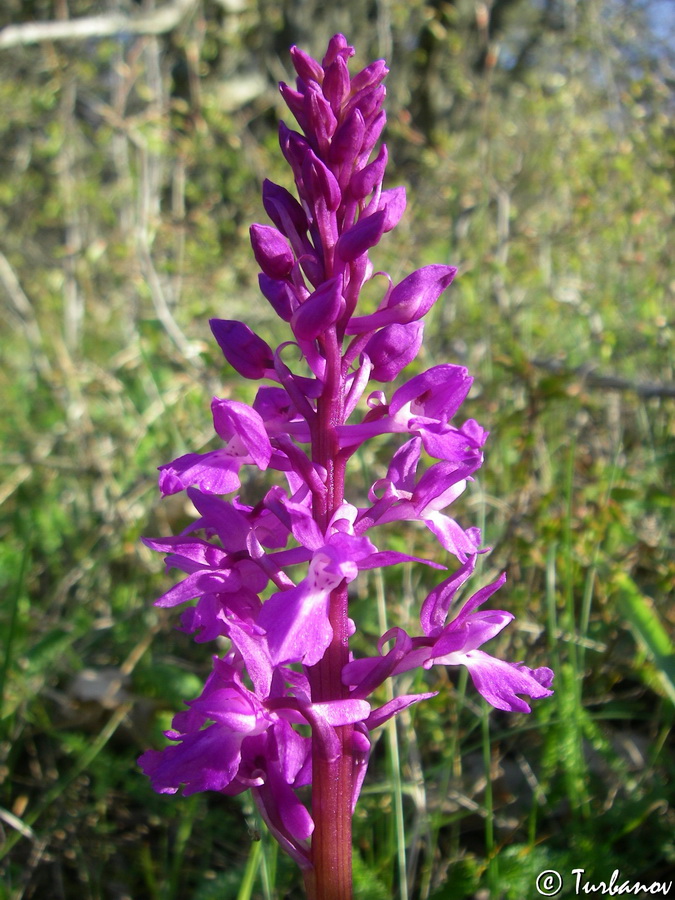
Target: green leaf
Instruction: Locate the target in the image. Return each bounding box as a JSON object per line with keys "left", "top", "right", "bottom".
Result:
{"left": 611, "top": 572, "right": 675, "bottom": 705}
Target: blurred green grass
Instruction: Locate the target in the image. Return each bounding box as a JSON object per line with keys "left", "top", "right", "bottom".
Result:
{"left": 1, "top": 2, "right": 673, "bottom": 898}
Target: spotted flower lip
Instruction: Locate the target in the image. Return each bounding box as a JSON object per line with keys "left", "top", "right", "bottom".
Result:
{"left": 140, "top": 33, "right": 553, "bottom": 876}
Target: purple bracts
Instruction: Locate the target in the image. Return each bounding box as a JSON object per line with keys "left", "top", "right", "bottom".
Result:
{"left": 139, "top": 34, "right": 553, "bottom": 869}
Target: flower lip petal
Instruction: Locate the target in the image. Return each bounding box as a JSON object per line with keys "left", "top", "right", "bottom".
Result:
{"left": 457, "top": 652, "right": 555, "bottom": 713}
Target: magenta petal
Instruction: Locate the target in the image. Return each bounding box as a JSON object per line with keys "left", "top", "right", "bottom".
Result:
{"left": 180, "top": 596, "right": 229, "bottom": 642}
{"left": 190, "top": 687, "right": 263, "bottom": 733}
{"left": 262, "top": 179, "right": 309, "bottom": 238}
{"left": 305, "top": 83, "right": 338, "bottom": 151}
{"left": 267, "top": 767, "right": 314, "bottom": 841}
{"left": 460, "top": 652, "right": 555, "bottom": 713}
{"left": 350, "top": 58, "right": 388, "bottom": 94}
{"left": 158, "top": 450, "right": 241, "bottom": 496}
{"left": 322, "top": 34, "right": 354, "bottom": 68}
{"left": 329, "top": 108, "right": 366, "bottom": 171}
{"left": 341, "top": 654, "right": 384, "bottom": 689}
{"left": 278, "top": 123, "right": 311, "bottom": 183}
{"left": 365, "top": 321, "right": 424, "bottom": 382}
{"left": 362, "top": 109, "right": 386, "bottom": 151}
{"left": 154, "top": 570, "right": 236, "bottom": 608}
{"left": 357, "top": 550, "right": 445, "bottom": 570}
{"left": 343, "top": 626, "right": 416, "bottom": 697}
{"left": 142, "top": 535, "right": 228, "bottom": 568}
{"left": 390, "top": 364, "right": 472, "bottom": 421}
{"left": 350, "top": 143, "right": 387, "bottom": 200}
{"left": 258, "top": 273, "right": 300, "bottom": 321}
{"left": 279, "top": 83, "right": 309, "bottom": 133}
{"left": 344, "top": 84, "right": 385, "bottom": 128}
{"left": 211, "top": 398, "right": 272, "bottom": 470}
{"left": 431, "top": 611, "right": 514, "bottom": 659}
{"left": 138, "top": 723, "right": 243, "bottom": 795}
{"left": 277, "top": 494, "right": 324, "bottom": 550}
{"left": 415, "top": 423, "right": 482, "bottom": 463}
{"left": 227, "top": 621, "right": 274, "bottom": 697}
{"left": 336, "top": 209, "right": 386, "bottom": 262}
{"left": 449, "top": 572, "right": 508, "bottom": 628}
{"left": 187, "top": 489, "right": 254, "bottom": 554}
{"left": 379, "top": 186, "right": 407, "bottom": 232}
{"left": 385, "top": 437, "right": 422, "bottom": 491}
{"left": 387, "top": 264, "right": 456, "bottom": 320}
{"left": 347, "top": 265, "right": 456, "bottom": 333}
{"left": 420, "top": 557, "right": 477, "bottom": 635}
{"left": 323, "top": 53, "right": 350, "bottom": 109}
{"left": 250, "top": 224, "right": 295, "bottom": 279}
{"left": 209, "top": 319, "right": 274, "bottom": 379}
{"left": 413, "top": 460, "right": 471, "bottom": 512}
{"left": 351, "top": 726, "right": 371, "bottom": 811}
{"left": 291, "top": 276, "right": 345, "bottom": 340}
{"left": 365, "top": 692, "right": 437, "bottom": 730}
{"left": 290, "top": 45, "right": 324, "bottom": 83}
{"left": 423, "top": 512, "right": 482, "bottom": 562}
{"left": 251, "top": 781, "right": 312, "bottom": 869}
{"left": 259, "top": 580, "right": 333, "bottom": 666}
{"left": 311, "top": 698, "right": 371, "bottom": 726}
{"left": 272, "top": 719, "right": 311, "bottom": 785}
{"left": 302, "top": 150, "right": 341, "bottom": 211}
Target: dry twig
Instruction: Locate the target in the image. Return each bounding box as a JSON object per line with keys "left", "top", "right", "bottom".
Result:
{"left": 0, "top": 0, "right": 198, "bottom": 49}
{"left": 531, "top": 357, "right": 675, "bottom": 399}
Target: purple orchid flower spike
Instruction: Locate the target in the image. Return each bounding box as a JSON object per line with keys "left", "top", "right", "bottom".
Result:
{"left": 139, "top": 34, "right": 553, "bottom": 900}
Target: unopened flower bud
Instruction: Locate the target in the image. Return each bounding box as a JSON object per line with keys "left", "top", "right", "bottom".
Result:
{"left": 250, "top": 224, "right": 295, "bottom": 279}
{"left": 209, "top": 318, "right": 274, "bottom": 379}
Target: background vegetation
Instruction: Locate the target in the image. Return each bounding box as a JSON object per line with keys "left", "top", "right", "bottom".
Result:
{"left": 0, "top": 1, "right": 673, "bottom": 898}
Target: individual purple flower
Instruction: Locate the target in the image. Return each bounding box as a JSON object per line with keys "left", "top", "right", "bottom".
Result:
{"left": 158, "top": 398, "right": 272, "bottom": 496}
{"left": 343, "top": 555, "right": 554, "bottom": 714}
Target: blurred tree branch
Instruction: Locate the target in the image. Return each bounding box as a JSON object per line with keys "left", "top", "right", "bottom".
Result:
{"left": 531, "top": 358, "right": 675, "bottom": 400}
{"left": 0, "top": 0, "right": 198, "bottom": 49}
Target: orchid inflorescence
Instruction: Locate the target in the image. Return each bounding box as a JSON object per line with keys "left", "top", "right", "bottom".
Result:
{"left": 139, "top": 34, "right": 553, "bottom": 894}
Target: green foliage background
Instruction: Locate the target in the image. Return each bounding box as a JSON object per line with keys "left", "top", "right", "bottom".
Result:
{"left": 0, "top": 1, "right": 673, "bottom": 898}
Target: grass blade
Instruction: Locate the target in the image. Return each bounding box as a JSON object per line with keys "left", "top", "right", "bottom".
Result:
{"left": 611, "top": 571, "right": 675, "bottom": 705}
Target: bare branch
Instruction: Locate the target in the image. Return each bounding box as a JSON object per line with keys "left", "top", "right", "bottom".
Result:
{"left": 0, "top": 0, "right": 197, "bottom": 50}
{"left": 0, "top": 250, "right": 53, "bottom": 377}
{"left": 531, "top": 358, "right": 675, "bottom": 400}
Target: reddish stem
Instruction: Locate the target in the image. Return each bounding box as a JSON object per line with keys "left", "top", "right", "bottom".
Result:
{"left": 306, "top": 331, "right": 353, "bottom": 900}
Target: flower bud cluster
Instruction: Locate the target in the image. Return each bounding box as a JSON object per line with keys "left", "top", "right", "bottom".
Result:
{"left": 139, "top": 35, "right": 553, "bottom": 867}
